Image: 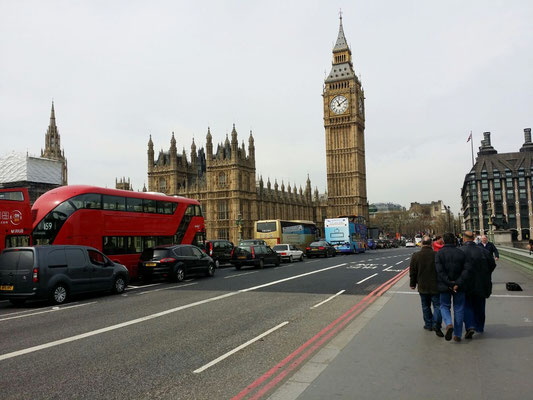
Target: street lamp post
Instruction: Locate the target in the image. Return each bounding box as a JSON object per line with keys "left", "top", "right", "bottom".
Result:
{"left": 236, "top": 213, "right": 243, "bottom": 242}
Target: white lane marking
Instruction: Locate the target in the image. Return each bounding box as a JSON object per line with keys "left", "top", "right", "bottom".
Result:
{"left": 193, "top": 321, "right": 289, "bottom": 374}
{"left": 356, "top": 273, "right": 378, "bottom": 285}
{"left": 383, "top": 266, "right": 392, "bottom": 271}
{"left": 307, "top": 260, "right": 322, "bottom": 263}
{"left": 139, "top": 282, "right": 197, "bottom": 294}
{"left": 311, "top": 290, "right": 346, "bottom": 309}
{"left": 395, "top": 261, "right": 403, "bottom": 265}
{"left": 405, "top": 257, "right": 410, "bottom": 260}
{"left": 224, "top": 271, "right": 259, "bottom": 279}
{"left": 389, "top": 291, "right": 418, "bottom": 295}
{"left": 0, "top": 302, "right": 97, "bottom": 323}
{"left": 390, "top": 291, "right": 533, "bottom": 299}
{"left": 0, "top": 263, "right": 347, "bottom": 362}
{"left": 238, "top": 263, "right": 347, "bottom": 293}
{"left": 125, "top": 282, "right": 161, "bottom": 291}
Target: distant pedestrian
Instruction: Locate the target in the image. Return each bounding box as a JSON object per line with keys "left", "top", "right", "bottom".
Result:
{"left": 478, "top": 235, "right": 499, "bottom": 261}
{"left": 432, "top": 235, "right": 444, "bottom": 252}
{"left": 409, "top": 236, "right": 444, "bottom": 337}
{"left": 435, "top": 232, "right": 471, "bottom": 342}
{"left": 528, "top": 238, "right": 533, "bottom": 255}
{"left": 462, "top": 231, "right": 497, "bottom": 338}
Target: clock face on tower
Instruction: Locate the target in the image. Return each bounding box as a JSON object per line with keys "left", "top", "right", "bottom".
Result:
{"left": 330, "top": 95, "right": 348, "bottom": 115}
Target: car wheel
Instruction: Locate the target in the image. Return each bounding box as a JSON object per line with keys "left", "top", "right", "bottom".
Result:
{"left": 235, "top": 264, "right": 241, "bottom": 270}
{"left": 299, "top": 254, "right": 304, "bottom": 262}
{"left": 325, "top": 252, "right": 329, "bottom": 258}
{"left": 332, "top": 251, "right": 336, "bottom": 257}
{"left": 175, "top": 266, "right": 185, "bottom": 282}
{"left": 289, "top": 255, "right": 293, "bottom": 263}
{"left": 258, "top": 259, "right": 264, "bottom": 269}
{"left": 113, "top": 275, "right": 127, "bottom": 294}
{"left": 215, "top": 259, "right": 220, "bottom": 269}
{"left": 206, "top": 263, "right": 215, "bottom": 277}
{"left": 51, "top": 283, "right": 68, "bottom": 305}
{"left": 275, "top": 257, "right": 280, "bottom": 267}
{"left": 9, "top": 298, "right": 26, "bottom": 306}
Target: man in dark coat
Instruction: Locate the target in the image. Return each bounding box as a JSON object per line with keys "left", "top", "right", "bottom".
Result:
{"left": 410, "top": 236, "right": 444, "bottom": 337}
{"left": 462, "top": 231, "right": 497, "bottom": 338}
{"left": 435, "top": 232, "right": 470, "bottom": 342}
{"left": 478, "top": 235, "right": 499, "bottom": 261}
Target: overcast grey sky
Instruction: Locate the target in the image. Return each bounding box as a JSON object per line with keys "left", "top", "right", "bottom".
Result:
{"left": 1, "top": 0, "right": 532, "bottom": 214}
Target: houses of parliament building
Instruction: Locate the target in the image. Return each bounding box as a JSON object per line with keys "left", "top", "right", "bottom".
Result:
{"left": 146, "top": 16, "right": 368, "bottom": 243}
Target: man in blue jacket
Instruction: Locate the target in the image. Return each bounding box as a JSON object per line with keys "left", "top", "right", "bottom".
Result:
{"left": 478, "top": 235, "right": 499, "bottom": 261}
{"left": 435, "top": 232, "right": 470, "bottom": 342}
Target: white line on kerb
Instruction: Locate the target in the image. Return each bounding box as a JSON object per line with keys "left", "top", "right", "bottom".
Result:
{"left": 193, "top": 321, "right": 289, "bottom": 373}
{"left": 125, "top": 282, "right": 161, "bottom": 291}
{"left": 138, "top": 282, "right": 197, "bottom": 294}
{"left": 311, "top": 290, "right": 346, "bottom": 309}
{"left": 0, "top": 302, "right": 97, "bottom": 323}
{"left": 0, "top": 263, "right": 347, "bottom": 362}
{"left": 224, "top": 271, "right": 258, "bottom": 279}
{"left": 356, "top": 273, "right": 378, "bottom": 284}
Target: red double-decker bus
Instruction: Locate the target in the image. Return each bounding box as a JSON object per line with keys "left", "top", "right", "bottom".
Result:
{"left": 31, "top": 185, "right": 205, "bottom": 279}
{"left": 0, "top": 188, "right": 32, "bottom": 252}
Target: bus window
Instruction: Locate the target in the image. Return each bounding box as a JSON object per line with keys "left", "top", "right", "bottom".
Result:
{"left": 257, "top": 221, "right": 277, "bottom": 233}
{"left": 143, "top": 199, "right": 156, "bottom": 213}
{"left": 71, "top": 193, "right": 101, "bottom": 209}
{"left": 126, "top": 197, "right": 143, "bottom": 212}
{"left": 103, "top": 195, "right": 126, "bottom": 211}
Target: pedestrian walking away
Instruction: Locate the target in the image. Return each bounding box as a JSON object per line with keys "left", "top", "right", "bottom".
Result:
{"left": 409, "top": 235, "right": 444, "bottom": 337}
{"left": 432, "top": 235, "right": 444, "bottom": 252}
{"left": 435, "top": 232, "right": 471, "bottom": 342}
{"left": 462, "top": 231, "right": 497, "bottom": 339}
{"left": 478, "top": 235, "right": 499, "bottom": 261}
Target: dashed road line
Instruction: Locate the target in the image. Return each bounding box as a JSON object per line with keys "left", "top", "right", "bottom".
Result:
{"left": 0, "top": 302, "right": 97, "bottom": 323}
{"left": 356, "top": 273, "right": 378, "bottom": 284}
{"left": 225, "top": 271, "right": 259, "bottom": 279}
{"left": 193, "top": 321, "right": 289, "bottom": 373}
{"left": 311, "top": 290, "right": 346, "bottom": 309}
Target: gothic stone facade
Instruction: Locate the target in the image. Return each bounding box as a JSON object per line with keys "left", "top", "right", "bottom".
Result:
{"left": 147, "top": 126, "right": 327, "bottom": 244}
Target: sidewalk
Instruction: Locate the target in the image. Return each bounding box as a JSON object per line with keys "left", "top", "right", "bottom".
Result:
{"left": 269, "top": 257, "right": 533, "bottom": 400}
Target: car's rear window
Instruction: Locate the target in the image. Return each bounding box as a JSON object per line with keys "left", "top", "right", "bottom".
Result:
{"left": 0, "top": 250, "right": 34, "bottom": 269}
{"left": 140, "top": 248, "right": 171, "bottom": 261}
{"left": 309, "top": 242, "right": 323, "bottom": 246}
{"left": 272, "top": 245, "right": 288, "bottom": 251}
{"left": 234, "top": 245, "right": 252, "bottom": 255}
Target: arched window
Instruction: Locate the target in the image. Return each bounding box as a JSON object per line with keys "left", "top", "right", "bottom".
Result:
{"left": 219, "top": 172, "right": 226, "bottom": 187}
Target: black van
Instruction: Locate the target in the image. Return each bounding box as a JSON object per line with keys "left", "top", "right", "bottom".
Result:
{"left": 0, "top": 245, "right": 129, "bottom": 305}
{"left": 204, "top": 239, "right": 234, "bottom": 268}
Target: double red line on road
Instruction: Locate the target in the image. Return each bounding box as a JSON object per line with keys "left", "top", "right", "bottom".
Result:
{"left": 232, "top": 267, "right": 410, "bottom": 400}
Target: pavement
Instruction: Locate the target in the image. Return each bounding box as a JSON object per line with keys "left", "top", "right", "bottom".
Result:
{"left": 268, "top": 255, "right": 533, "bottom": 400}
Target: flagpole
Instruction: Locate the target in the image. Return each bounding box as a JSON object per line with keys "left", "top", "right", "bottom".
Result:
{"left": 470, "top": 130, "right": 474, "bottom": 167}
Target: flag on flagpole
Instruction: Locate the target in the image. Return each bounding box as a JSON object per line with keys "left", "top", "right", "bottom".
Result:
{"left": 467, "top": 132, "right": 472, "bottom": 143}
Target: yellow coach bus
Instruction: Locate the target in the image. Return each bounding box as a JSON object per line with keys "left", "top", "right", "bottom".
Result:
{"left": 254, "top": 220, "right": 318, "bottom": 250}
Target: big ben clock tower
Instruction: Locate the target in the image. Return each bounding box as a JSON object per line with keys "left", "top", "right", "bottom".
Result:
{"left": 323, "top": 15, "right": 368, "bottom": 221}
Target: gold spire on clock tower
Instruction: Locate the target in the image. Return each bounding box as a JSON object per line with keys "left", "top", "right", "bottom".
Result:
{"left": 323, "top": 15, "right": 368, "bottom": 221}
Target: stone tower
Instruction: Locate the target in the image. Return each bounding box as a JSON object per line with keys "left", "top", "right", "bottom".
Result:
{"left": 41, "top": 101, "right": 68, "bottom": 185}
{"left": 323, "top": 15, "right": 368, "bottom": 220}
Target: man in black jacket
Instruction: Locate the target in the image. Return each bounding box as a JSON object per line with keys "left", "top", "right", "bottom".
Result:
{"left": 461, "top": 231, "right": 497, "bottom": 338}
{"left": 478, "top": 235, "right": 499, "bottom": 261}
{"left": 435, "top": 232, "right": 470, "bottom": 342}
{"left": 410, "top": 236, "right": 444, "bottom": 337}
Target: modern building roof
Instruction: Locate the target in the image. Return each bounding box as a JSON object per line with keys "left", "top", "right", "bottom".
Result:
{"left": 0, "top": 152, "right": 63, "bottom": 185}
